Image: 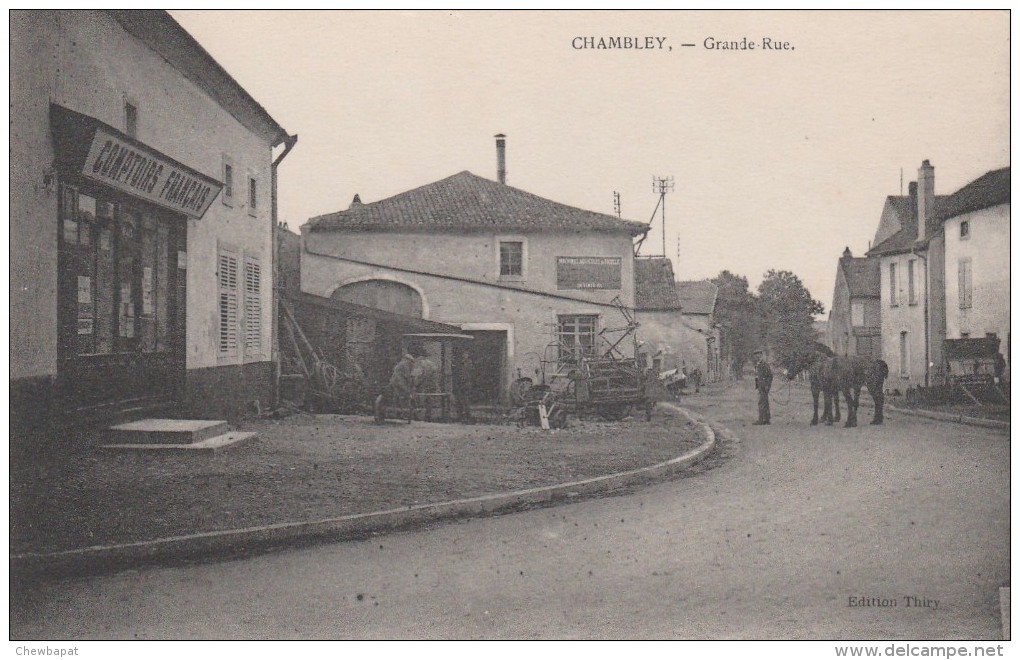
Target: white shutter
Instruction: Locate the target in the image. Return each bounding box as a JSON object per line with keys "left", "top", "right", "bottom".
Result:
{"left": 244, "top": 255, "right": 262, "bottom": 356}
{"left": 218, "top": 251, "right": 239, "bottom": 355}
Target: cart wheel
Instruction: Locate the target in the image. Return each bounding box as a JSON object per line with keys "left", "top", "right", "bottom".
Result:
{"left": 599, "top": 404, "right": 633, "bottom": 421}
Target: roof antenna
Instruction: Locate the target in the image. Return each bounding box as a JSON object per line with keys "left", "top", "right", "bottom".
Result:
{"left": 900, "top": 167, "right": 903, "bottom": 195}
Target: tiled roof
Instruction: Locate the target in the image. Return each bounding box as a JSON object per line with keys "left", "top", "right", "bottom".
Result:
{"left": 635, "top": 258, "right": 682, "bottom": 311}
{"left": 676, "top": 280, "right": 719, "bottom": 315}
{"left": 934, "top": 167, "right": 1010, "bottom": 221}
{"left": 307, "top": 171, "right": 649, "bottom": 235}
{"left": 868, "top": 194, "right": 950, "bottom": 256}
{"left": 839, "top": 256, "right": 881, "bottom": 297}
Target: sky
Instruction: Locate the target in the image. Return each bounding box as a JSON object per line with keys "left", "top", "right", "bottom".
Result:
{"left": 171, "top": 10, "right": 1009, "bottom": 314}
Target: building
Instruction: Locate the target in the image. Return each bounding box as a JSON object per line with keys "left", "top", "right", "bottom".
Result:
{"left": 827, "top": 247, "right": 881, "bottom": 358}
{"left": 938, "top": 167, "right": 1010, "bottom": 380}
{"left": 10, "top": 11, "right": 296, "bottom": 436}
{"left": 675, "top": 280, "right": 722, "bottom": 381}
{"left": 300, "top": 143, "right": 648, "bottom": 404}
{"left": 633, "top": 257, "right": 684, "bottom": 372}
{"left": 867, "top": 161, "right": 948, "bottom": 387}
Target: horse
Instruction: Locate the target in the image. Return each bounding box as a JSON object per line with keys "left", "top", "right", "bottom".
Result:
{"left": 782, "top": 343, "right": 839, "bottom": 426}
{"left": 783, "top": 344, "right": 889, "bottom": 428}
{"left": 374, "top": 352, "right": 441, "bottom": 423}
{"left": 829, "top": 354, "right": 889, "bottom": 427}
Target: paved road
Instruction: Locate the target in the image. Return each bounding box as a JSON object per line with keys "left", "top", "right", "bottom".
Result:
{"left": 11, "top": 380, "right": 1009, "bottom": 640}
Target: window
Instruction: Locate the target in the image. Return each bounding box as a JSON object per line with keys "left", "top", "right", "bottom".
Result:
{"left": 899, "top": 331, "right": 909, "bottom": 378}
{"left": 247, "top": 174, "right": 258, "bottom": 217}
{"left": 218, "top": 248, "right": 239, "bottom": 357}
{"left": 960, "top": 220, "right": 970, "bottom": 239}
{"left": 222, "top": 155, "right": 234, "bottom": 206}
{"left": 244, "top": 255, "right": 262, "bottom": 357}
{"left": 958, "top": 258, "right": 973, "bottom": 309}
{"left": 850, "top": 301, "right": 865, "bottom": 327}
{"left": 124, "top": 102, "right": 138, "bottom": 138}
{"left": 888, "top": 263, "right": 898, "bottom": 306}
{"left": 907, "top": 259, "right": 917, "bottom": 306}
{"left": 557, "top": 314, "right": 599, "bottom": 366}
{"left": 499, "top": 241, "right": 523, "bottom": 278}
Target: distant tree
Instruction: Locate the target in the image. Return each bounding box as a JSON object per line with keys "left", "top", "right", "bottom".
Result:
{"left": 756, "top": 269, "right": 825, "bottom": 368}
{"left": 711, "top": 270, "right": 761, "bottom": 378}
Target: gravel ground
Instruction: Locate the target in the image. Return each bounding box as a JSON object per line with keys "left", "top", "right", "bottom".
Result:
{"left": 10, "top": 405, "right": 704, "bottom": 555}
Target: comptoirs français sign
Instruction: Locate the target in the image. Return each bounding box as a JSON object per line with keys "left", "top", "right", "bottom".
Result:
{"left": 556, "top": 256, "right": 622, "bottom": 290}
{"left": 82, "top": 129, "right": 222, "bottom": 219}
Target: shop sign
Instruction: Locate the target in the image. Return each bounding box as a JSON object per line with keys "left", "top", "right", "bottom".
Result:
{"left": 556, "top": 256, "right": 622, "bottom": 290}
{"left": 82, "top": 129, "right": 222, "bottom": 219}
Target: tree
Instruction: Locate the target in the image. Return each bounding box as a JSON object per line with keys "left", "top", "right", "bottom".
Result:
{"left": 756, "top": 269, "right": 825, "bottom": 368}
{"left": 711, "top": 270, "right": 761, "bottom": 378}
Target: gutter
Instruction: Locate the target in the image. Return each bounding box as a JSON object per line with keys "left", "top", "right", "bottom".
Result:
{"left": 271, "top": 134, "right": 298, "bottom": 406}
{"left": 911, "top": 246, "right": 930, "bottom": 387}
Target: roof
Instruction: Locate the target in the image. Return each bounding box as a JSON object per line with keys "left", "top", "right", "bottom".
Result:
{"left": 839, "top": 256, "right": 881, "bottom": 298}
{"left": 287, "top": 291, "right": 462, "bottom": 334}
{"left": 934, "top": 167, "right": 1010, "bottom": 221}
{"left": 634, "top": 258, "right": 682, "bottom": 311}
{"left": 676, "top": 280, "right": 719, "bottom": 316}
{"left": 307, "top": 171, "right": 649, "bottom": 236}
{"left": 868, "top": 193, "right": 950, "bottom": 257}
{"left": 109, "top": 11, "right": 290, "bottom": 146}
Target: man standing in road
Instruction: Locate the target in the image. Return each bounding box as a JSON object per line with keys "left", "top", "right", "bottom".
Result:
{"left": 753, "top": 349, "right": 772, "bottom": 425}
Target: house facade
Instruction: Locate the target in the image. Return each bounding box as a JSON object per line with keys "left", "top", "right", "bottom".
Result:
{"left": 867, "top": 161, "right": 947, "bottom": 387}
{"left": 828, "top": 247, "right": 881, "bottom": 358}
{"left": 633, "top": 257, "right": 684, "bottom": 372}
{"left": 939, "top": 167, "right": 1010, "bottom": 379}
{"left": 676, "top": 280, "right": 723, "bottom": 382}
{"left": 11, "top": 10, "right": 295, "bottom": 435}
{"left": 300, "top": 166, "right": 648, "bottom": 404}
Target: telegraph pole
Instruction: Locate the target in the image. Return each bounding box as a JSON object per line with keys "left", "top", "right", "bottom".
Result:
{"left": 652, "top": 176, "right": 674, "bottom": 257}
{"left": 613, "top": 191, "right": 622, "bottom": 218}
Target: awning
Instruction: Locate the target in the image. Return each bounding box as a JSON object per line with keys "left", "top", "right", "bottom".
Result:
{"left": 286, "top": 291, "right": 464, "bottom": 335}
{"left": 50, "top": 104, "right": 222, "bottom": 219}
{"left": 944, "top": 337, "right": 1001, "bottom": 360}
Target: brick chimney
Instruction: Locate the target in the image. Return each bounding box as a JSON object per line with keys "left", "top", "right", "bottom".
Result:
{"left": 917, "top": 160, "right": 934, "bottom": 241}
{"left": 495, "top": 133, "right": 507, "bottom": 184}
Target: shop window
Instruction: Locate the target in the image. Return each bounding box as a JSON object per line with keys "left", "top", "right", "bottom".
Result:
{"left": 222, "top": 155, "right": 234, "bottom": 207}
{"left": 244, "top": 255, "right": 262, "bottom": 357}
{"left": 557, "top": 314, "right": 599, "bottom": 366}
{"left": 499, "top": 240, "right": 524, "bottom": 279}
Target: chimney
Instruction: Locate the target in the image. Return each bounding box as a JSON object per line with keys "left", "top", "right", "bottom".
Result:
{"left": 495, "top": 133, "right": 507, "bottom": 184}
{"left": 916, "top": 160, "right": 934, "bottom": 240}
{"left": 842, "top": 246, "right": 852, "bottom": 258}
{"left": 350, "top": 193, "right": 362, "bottom": 209}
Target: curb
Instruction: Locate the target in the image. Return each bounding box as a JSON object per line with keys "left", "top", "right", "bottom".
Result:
{"left": 787, "top": 382, "right": 1009, "bottom": 432}
{"left": 11, "top": 406, "right": 717, "bottom": 581}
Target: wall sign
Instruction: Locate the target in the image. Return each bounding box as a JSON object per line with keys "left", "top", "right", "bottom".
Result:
{"left": 556, "top": 256, "right": 622, "bottom": 290}
{"left": 81, "top": 129, "right": 222, "bottom": 219}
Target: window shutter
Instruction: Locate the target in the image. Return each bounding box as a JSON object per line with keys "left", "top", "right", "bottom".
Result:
{"left": 244, "top": 255, "right": 262, "bottom": 356}
{"left": 218, "top": 251, "right": 239, "bottom": 355}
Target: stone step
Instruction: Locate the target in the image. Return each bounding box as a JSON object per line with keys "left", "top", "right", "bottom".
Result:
{"left": 102, "top": 431, "right": 258, "bottom": 454}
{"left": 107, "top": 419, "right": 230, "bottom": 445}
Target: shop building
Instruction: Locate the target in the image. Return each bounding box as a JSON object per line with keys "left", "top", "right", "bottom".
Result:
{"left": 301, "top": 141, "right": 648, "bottom": 404}
{"left": 11, "top": 10, "right": 296, "bottom": 436}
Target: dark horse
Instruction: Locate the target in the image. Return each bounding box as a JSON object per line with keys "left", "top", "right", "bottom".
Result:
{"left": 783, "top": 343, "right": 889, "bottom": 427}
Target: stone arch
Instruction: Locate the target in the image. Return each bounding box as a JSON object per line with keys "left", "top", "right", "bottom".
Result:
{"left": 329, "top": 275, "right": 429, "bottom": 319}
